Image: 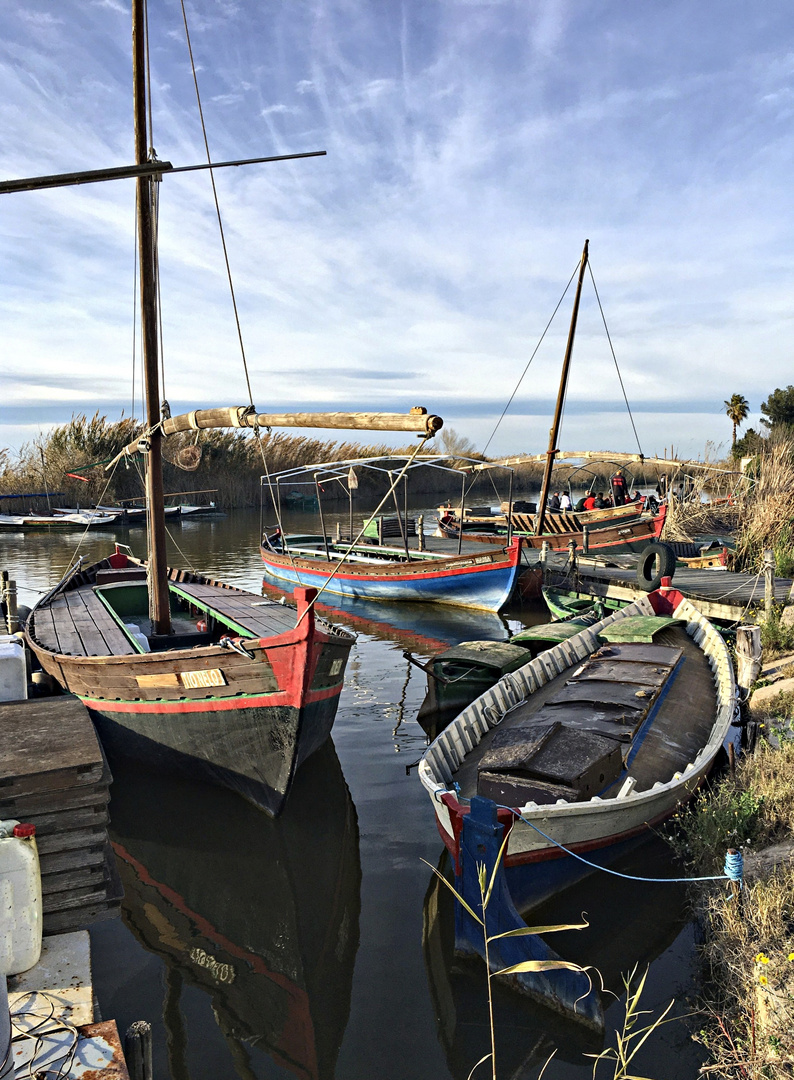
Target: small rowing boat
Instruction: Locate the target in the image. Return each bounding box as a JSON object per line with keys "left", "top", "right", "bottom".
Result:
{"left": 419, "top": 578, "right": 735, "bottom": 906}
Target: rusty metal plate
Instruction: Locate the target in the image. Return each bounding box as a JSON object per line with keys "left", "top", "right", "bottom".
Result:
{"left": 11, "top": 1015, "right": 130, "bottom": 1078}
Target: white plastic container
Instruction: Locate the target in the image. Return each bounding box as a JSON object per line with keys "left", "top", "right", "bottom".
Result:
{"left": 0, "top": 820, "right": 42, "bottom": 976}
{"left": 0, "top": 635, "right": 27, "bottom": 702}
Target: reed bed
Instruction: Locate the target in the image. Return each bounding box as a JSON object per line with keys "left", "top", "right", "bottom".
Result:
{"left": 671, "top": 740, "right": 794, "bottom": 1077}
{"left": 0, "top": 414, "right": 471, "bottom": 510}
{"left": 733, "top": 438, "right": 794, "bottom": 576}
{"left": 660, "top": 469, "right": 741, "bottom": 543}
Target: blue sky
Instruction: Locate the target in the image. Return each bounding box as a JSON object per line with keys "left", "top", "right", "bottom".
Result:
{"left": 2, "top": 0, "right": 793, "bottom": 462}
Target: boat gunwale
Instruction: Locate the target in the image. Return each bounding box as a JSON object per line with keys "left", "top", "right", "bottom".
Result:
{"left": 418, "top": 588, "right": 736, "bottom": 843}
{"left": 25, "top": 553, "right": 355, "bottom": 665}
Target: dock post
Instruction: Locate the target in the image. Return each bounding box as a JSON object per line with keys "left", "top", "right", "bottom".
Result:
{"left": 582, "top": 524, "right": 589, "bottom": 554}
{"left": 540, "top": 540, "right": 550, "bottom": 569}
{"left": 417, "top": 514, "right": 425, "bottom": 551}
{"left": 125, "top": 1020, "right": 153, "bottom": 1080}
{"left": 4, "top": 580, "right": 19, "bottom": 634}
{"left": 567, "top": 539, "right": 577, "bottom": 571}
{"left": 764, "top": 549, "right": 775, "bottom": 618}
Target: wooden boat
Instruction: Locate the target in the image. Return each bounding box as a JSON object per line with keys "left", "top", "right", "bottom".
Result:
{"left": 440, "top": 501, "right": 667, "bottom": 556}
{"left": 542, "top": 586, "right": 623, "bottom": 621}
{"left": 259, "top": 454, "right": 521, "bottom": 610}
{"left": 437, "top": 498, "right": 647, "bottom": 540}
{"left": 15, "top": 2, "right": 442, "bottom": 814}
{"left": 412, "top": 601, "right": 616, "bottom": 738}
{"left": 261, "top": 532, "right": 522, "bottom": 612}
{"left": 107, "top": 739, "right": 360, "bottom": 1080}
{"left": 95, "top": 503, "right": 181, "bottom": 525}
{"left": 0, "top": 510, "right": 120, "bottom": 530}
{"left": 418, "top": 579, "right": 735, "bottom": 905}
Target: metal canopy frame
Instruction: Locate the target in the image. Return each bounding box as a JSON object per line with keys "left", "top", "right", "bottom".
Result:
{"left": 260, "top": 454, "right": 516, "bottom": 555}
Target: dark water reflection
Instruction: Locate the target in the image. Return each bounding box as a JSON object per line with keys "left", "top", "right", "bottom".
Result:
{"left": 1, "top": 509, "right": 703, "bottom": 1078}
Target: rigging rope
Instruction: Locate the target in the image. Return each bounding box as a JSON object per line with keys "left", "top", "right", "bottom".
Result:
{"left": 587, "top": 260, "right": 644, "bottom": 458}
{"left": 178, "top": 0, "right": 255, "bottom": 410}
{"left": 178, "top": 0, "right": 295, "bottom": 546}
{"left": 480, "top": 264, "right": 579, "bottom": 459}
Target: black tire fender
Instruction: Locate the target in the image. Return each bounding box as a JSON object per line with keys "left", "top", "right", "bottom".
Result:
{"left": 636, "top": 542, "right": 677, "bottom": 592}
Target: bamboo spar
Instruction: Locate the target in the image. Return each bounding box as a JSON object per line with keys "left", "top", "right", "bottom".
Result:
{"left": 106, "top": 408, "right": 443, "bottom": 468}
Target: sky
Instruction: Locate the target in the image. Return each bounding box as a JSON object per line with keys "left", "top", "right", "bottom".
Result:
{"left": 1, "top": 0, "right": 794, "bottom": 463}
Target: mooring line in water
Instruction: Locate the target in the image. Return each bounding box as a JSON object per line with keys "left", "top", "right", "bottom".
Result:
{"left": 497, "top": 806, "right": 742, "bottom": 887}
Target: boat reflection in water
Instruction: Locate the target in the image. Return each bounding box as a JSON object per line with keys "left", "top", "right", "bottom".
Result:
{"left": 423, "top": 836, "right": 691, "bottom": 1079}
{"left": 108, "top": 739, "right": 360, "bottom": 1080}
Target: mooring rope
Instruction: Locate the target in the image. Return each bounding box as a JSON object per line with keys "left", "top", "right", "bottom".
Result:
{"left": 497, "top": 806, "right": 741, "bottom": 887}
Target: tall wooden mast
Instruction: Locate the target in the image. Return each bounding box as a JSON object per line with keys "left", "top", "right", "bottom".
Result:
{"left": 535, "top": 239, "right": 589, "bottom": 537}
{"left": 132, "top": 0, "right": 170, "bottom": 635}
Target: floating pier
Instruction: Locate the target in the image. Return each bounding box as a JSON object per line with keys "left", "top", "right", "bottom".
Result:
{"left": 541, "top": 552, "right": 792, "bottom": 623}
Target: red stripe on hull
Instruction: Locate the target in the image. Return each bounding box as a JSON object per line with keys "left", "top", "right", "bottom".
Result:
{"left": 81, "top": 679, "right": 344, "bottom": 715}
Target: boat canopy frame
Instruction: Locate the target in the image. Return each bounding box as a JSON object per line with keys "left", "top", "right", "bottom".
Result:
{"left": 260, "top": 454, "right": 516, "bottom": 558}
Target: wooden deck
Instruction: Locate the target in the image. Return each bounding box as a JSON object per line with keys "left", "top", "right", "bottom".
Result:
{"left": 543, "top": 552, "right": 792, "bottom": 623}
{"left": 33, "top": 579, "right": 300, "bottom": 659}
{"left": 33, "top": 588, "right": 137, "bottom": 657}
{"left": 168, "top": 580, "right": 299, "bottom": 637}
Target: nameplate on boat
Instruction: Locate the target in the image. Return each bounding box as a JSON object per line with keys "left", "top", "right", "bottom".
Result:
{"left": 135, "top": 668, "right": 227, "bottom": 689}
{"left": 180, "top": 668, "right": 227, "bottom": 688}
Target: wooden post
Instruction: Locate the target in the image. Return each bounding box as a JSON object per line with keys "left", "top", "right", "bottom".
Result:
{"left": 417, "top": 514, "right": 425, "bottom": 551}
{"left": 567, "top": 539, "right": 577, "bottom": 570}
{"left": 726, "top": 848, "right": 743, "bottom": 910}
{"left": 535, "top": 239, "right": 589, "bottom": 536}
{"left": 540, "top": 540, "right": 550, "bottom": 569}
{"left": 582, "top": 524, "right": 589, "bottom": 555}
{"left": 764, "top": 549, "right": 775, "bottom": 618}
{"left": 735, "top": 625, "right": 762, "bottom": 693}
{"left": 124, "top": 1020, "right": 153, "bottom": 1080}
{"left": 5, "top": 580, "right": 19, "bottom": 634}
{"left": 133, "top": 0, "right": 170, "bottom": 636}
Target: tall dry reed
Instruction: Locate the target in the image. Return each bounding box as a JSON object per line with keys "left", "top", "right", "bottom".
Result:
{"left": 734, "top": 438, "right": 794, "bottom": 575}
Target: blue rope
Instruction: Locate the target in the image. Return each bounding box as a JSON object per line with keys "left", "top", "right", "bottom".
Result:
{"left": 499, "top": 806, "right": 737, "bottom": 885}
{"left": 724, "top": 849, "right": 744, "bottom": 887}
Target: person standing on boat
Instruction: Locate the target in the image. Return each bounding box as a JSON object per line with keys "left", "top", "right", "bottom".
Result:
{"left": 610, "top": 470, "right": 627, "bottom": 506}
{"left": 548, "top": 492, "right": 561, "bottom": 513}
{"left": 560, "top": 491, "right": 572, "bottom": 511}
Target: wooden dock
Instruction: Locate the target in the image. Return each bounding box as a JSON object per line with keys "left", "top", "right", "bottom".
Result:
{"left": 541, "top": 553, "right": 792, "bottom": 623}
{"left": 0, "top": 694, "right": 122, "bottom": 932}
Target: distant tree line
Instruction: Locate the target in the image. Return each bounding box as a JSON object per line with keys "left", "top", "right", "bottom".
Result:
{"left": 726, "top": 386, "right": 794, "bottom": 459}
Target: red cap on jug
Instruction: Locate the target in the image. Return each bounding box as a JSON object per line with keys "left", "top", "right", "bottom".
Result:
{"left": 12, "top": 823, "right": 36, "bottom": 838}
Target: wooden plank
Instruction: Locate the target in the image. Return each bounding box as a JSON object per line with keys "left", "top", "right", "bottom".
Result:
{"left": 0, "top": 696, "right": 104, "bottom": 795}
{"left": 39, "top": 845, "right": 106, "bottom": 875}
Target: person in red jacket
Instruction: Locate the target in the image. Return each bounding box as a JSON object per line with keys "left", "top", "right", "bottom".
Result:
{"left": 610, "top": 470, "right": 628, "bottom": 506}
{"left": 583, "top": 493, "right": 597, "bottom": 511}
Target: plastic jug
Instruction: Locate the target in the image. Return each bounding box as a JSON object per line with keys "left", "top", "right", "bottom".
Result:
{"left": 0, "top": 635, "right": 26, "bottom": 702}
{"left": 0, "top": 820, "right": 42, "bottom": 976}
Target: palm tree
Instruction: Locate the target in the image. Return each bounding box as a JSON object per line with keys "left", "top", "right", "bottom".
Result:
{"left": 724, "top": 394, "right": 749, "bottom": 447}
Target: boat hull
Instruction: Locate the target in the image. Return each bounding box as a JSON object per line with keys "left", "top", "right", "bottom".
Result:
{"left": 260, "top": 539, "right": 522, "bottom": 612}
{"left": 89, "top": 693, "right": 341, "bottom": 817}
{"left": 25, "top": 554, "right": 354, "bottom": 816}
{"left": 419, "top": 586, "right": 736, "bottom": 875}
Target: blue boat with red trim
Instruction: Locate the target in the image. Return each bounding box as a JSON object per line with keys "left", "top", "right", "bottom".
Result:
{"left": 261, "top": 532, "right": 522, "bottom": 611}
